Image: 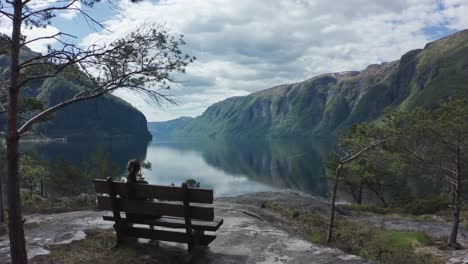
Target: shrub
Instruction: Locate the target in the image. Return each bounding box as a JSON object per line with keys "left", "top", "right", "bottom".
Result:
{"left": 265, "top": 202, "right": 444, "bottom": 264}
{"left": 402, "top": 197, "right": 449, "bottom": 215}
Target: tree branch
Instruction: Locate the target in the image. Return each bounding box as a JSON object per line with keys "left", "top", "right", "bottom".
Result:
{"left": 0, "top": 10, "right": 14, "bottom": 19}
{"left": 18, "top": 86, "right": 118, "bottom": 135}
{"left": 342, "top": 138, "right": 387, "bottom": 164}
{"left": 22, "top": 0, "right": 79, "bottom": 21}
{"left": 20, "top": 32, "right": 76, "bottom": 48}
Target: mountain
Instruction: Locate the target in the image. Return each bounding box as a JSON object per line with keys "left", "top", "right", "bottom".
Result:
{"left": 173, "top": 29, "right": 468, "bottom": 139}
{"left": 148, "top": 117, "right": 193, "bottom": 139}
{"left": 0, "top": 42, "right": 152, "bottom": 141}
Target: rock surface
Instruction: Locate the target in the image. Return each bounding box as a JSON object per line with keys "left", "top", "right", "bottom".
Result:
{"left": 2, "top": 191, "right": 467, "bottom": 263}
{"left": 0, "top": 192, "right": 368, "bottom": 264}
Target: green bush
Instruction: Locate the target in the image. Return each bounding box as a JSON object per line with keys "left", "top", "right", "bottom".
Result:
{"left": 333, "top": 221, "right": 440, "bottom": 264}
{"left": 402, "top": 197, "right": 449, "bottom": 215}
{"left": 343, "top": 196, "right": 451, "bottom": 216}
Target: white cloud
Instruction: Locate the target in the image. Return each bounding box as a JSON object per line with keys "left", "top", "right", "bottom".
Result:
{"left": 58, "top": 1, "right": 82, "bottom": 20}
{"left": 0, "top": 0, "right": 83, "bottom": 53}
{"left": 0, "top": 16, "right": 60, "bottom": 54}
{"left": 6, "top": 0, "right": 468, "bottom": 121}
{"left": 22, "top": 26, "right": 60, "bottom": 54}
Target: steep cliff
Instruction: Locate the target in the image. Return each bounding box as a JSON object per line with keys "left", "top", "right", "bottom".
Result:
{"left": 173, "top": 29, "right": 468, "bottom": 139}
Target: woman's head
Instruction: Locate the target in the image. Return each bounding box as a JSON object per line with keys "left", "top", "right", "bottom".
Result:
{"left": 127, "top": 159, "right": 141, "bottom": 177}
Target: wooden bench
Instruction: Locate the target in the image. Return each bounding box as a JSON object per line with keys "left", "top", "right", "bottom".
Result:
{"left": 93, "top": 178, "right": 223, "bottom": 253}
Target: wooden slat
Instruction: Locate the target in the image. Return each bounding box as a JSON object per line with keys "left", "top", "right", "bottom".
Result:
{"left": 121, "top": 226, "right": 188, "bottom": 243}
{"left": 93, "top": 179, "right": 213, "bottom": 204}
{"left": 102, "top": 216, "right": 224, "bottom": 232}
{"left": 97, "top": 196, "right": 214, "bottom": 221}
{"left": 119, "top": 226, "right": 216, "bottom": 246}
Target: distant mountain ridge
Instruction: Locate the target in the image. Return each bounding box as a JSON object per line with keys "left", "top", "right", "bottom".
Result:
{"left": 170, "top": 29, "right": 468, "bottom": 139}
{"left": 0, "top": 41, "right": 152, "bottom": 141}
{"left": 148, "top": 117, "right": 193, "bottom": 139}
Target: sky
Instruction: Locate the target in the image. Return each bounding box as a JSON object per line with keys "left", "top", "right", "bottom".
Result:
{"left": 1, "top": 0, "right": 468, "bottom": 121}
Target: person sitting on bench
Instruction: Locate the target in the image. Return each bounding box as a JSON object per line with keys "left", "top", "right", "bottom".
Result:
{"left": 126, "top": 159, "right": 147, "bottom": 184}
{"left": 125, "top": 159, "right": 157, "bottom": 230}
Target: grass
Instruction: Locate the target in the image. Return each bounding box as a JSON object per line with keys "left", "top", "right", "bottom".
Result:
{"left": 263, "top": 201, "right": 444, "bottom": 264}
{"left": 340, "top": 196, "right": 456, "bottom": 220}
{"left": 386, "top": 230, "right": 431, "bottom": 248}
{"left": 21, "top": 193, "right": 96, "bottom": 214}
{"left": 342, "top": 200, "right": 468, "bottom": 229}
{"left": 341, "top": 204, "right": 390, "bottom": 215}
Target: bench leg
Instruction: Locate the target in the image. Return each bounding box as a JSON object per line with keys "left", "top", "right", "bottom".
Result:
{"left": 113, "top": 222, "right": 133, "bottom": 247}
{"left": 114, "top": 224, "right": 123, "bottom": 244}
{"left": 189, "top": 230, "right": 206, "bottom": 255}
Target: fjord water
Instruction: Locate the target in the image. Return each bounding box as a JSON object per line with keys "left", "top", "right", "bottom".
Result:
{"left": 22, "top": 137, "right": 331, "bottom": 197}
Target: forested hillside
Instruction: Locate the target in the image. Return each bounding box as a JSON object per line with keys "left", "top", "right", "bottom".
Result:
{"left": 0, "top": 43, "right": 152, "bottom": 141}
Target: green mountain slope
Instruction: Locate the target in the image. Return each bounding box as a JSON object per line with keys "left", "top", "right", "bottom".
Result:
{"left": 148, "top": 117, "right": 193, "bottom": 139}
{"left": 0, "top": 44, "right": 152, "bottom": 141}
{"left": 173, "top": 29, "right": 468, "bottom": 139}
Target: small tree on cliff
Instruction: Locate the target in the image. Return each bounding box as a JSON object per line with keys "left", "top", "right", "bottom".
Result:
{"left": 19, "top": 155, "right": 48, "bottom": 199}
{"left": 0, "top": 1, "right": 195, "bottom": 263}
{"left": 326, "top": 122, "right": 388, "bottom": 243}
{"left": 389, "top": 96, "right": 468, "bottom": 249}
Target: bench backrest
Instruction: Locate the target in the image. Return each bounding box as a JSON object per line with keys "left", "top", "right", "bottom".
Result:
{"left": 94, "top": 179, "right": 215, "bottom": 221}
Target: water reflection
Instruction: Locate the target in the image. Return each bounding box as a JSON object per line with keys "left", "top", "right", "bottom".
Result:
{"left": 143, "top": 142, "right": 279, "bottom": 197}
{"left": 19, "top": 137, "right": 332, "bottom": 198}
{"left": 144, "top": 138, "right": 331, "bottom": 197}
{"left": 20, "top": 139, "right": 149, "bottom": 172}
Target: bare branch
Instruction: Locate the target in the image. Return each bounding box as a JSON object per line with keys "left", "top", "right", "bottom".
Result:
{"left": 342, "top": 138, "right": 387, "bottom": 164}
{"left": 20, "top": 32, "right": 76, "bottom": 48}
{"left": 403, "top": 147, "right": 458, "bottom": 176}
{"left": 18, "top": 85, "right": 118, "bottom": 135}
{"left": 0, "top": 10, "right": 14, "bottom": 19}
{"left": 22, "top": 0, "right": 78, "bottom": 21}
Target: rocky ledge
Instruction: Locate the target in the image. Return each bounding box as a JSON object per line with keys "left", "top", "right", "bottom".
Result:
{"left": 0, "top": 192, "right": 367, "bottom": 264}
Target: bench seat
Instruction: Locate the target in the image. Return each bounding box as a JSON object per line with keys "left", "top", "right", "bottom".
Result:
{"left": 102, "top": 215, "right": 224, "bottom": 232}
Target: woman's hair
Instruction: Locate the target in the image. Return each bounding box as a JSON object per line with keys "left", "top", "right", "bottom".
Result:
{"left": 126, "top": 159, "right": 141, "bottom": 183}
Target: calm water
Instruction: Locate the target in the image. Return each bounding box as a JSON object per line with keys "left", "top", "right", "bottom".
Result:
{"left": 21, "top": 137, "right": 332, "bottom": 197}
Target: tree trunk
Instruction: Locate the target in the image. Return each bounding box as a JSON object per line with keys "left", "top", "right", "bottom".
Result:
{"left": 366, "top": 183, "right": 388, "bottom": 208}
{"left": 6, "top": 129, "right": 28, "bottom": 264}
{"left": 40, "top": 177, "right": 44, "bottom": 197}
{"left": 0, "top": 175, "right": 4, "bottom": 223}
{"left": 357, "top": 181, "right": 363, "bottom": 205}
{"left": 6, "top": 1, "right": 29, "bottom": 263}
{"left": 448, "top": 145, "right": 462, "bottom": 249}
{"left": 326, "top": 162, "right": 342, "bottom": 243}
{"left": 448, "top": 181, "right": 462, "bottom": 249}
